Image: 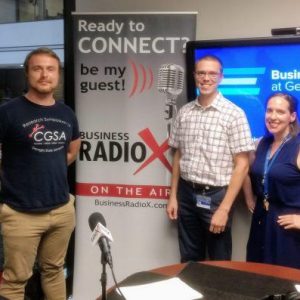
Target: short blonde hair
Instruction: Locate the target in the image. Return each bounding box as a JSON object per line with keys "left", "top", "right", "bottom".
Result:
{"left": 195, "top": 55, "right": 223, "bottom": 74}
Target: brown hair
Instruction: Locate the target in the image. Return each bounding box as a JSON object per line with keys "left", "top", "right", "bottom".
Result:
{"left": 195, "top": 55, "right": 223, "bottom": 74}
{"left": 23, "top": 47, "right": 62, "bottom": 75}
{"left": 267, "top": 92, "right": 300, "bottom": 137}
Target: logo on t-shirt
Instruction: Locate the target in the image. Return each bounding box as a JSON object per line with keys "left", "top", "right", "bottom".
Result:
{"left": 28, "top": 122, "right": 67, "bottom": 153}
{"left": 28, "top": 123, "right": 45, "bottom": 138}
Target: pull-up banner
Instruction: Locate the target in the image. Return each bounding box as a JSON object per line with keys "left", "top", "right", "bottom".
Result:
{"left": 72, "top": 12, "right": 196, "bottom": 299}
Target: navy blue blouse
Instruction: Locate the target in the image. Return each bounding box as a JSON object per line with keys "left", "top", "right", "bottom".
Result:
{"left": 251, "top": 135, "right": 300, "bottom": 208}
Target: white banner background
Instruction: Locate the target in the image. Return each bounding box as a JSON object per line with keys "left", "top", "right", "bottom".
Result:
{"left": 72, "top": 12, "right": 196, "bottom": 299}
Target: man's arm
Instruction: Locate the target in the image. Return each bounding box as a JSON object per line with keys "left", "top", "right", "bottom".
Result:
{"left": 242, "top": 174, "right": 256, "bottom": 213}
{"left": 209, "top": 151, "right": 249, "bottom": 233}
{"left": 166, "top": 148, "right": 181, "bottom": 220}
{"left": 67, "top": 138, "right": 81, "bottom": 166}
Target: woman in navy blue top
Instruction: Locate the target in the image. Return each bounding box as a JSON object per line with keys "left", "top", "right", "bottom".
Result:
{"left": 244, "top": 93, "right": 300, "bottom": 269}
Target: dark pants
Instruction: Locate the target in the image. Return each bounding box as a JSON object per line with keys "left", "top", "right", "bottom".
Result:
{"left": 177, "top": 178, "right": 232, "bottom": 262}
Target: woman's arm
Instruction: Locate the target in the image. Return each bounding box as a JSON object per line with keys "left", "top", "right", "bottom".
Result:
{"left": 277, "top": 146, "right": 300, "bottom": 230}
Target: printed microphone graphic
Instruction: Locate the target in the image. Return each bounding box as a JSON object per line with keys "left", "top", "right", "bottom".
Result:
{"left": 89, "top": 212, "right": 113, "bottom": 267}
{"left": 158, "top": 64, "right": 184, "bottom": 135}
{"left": 157, "top": 63, "right": 184, "bottom": 104}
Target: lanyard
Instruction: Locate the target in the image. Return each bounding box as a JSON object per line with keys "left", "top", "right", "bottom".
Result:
{"left": 262, "top": 135, "right": 291, "bottom": 201}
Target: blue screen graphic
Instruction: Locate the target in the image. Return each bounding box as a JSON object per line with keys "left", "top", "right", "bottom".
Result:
{"left": 192, "top": 42, "right": 300, "bottom": 138}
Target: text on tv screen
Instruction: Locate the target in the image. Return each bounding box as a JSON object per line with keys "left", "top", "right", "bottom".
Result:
{"left": 186, "top": 36, "right": 300, "bottom": 138}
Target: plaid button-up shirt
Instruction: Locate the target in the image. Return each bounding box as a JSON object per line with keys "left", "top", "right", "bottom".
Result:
{"left": 169, "top": 93, "right": 254, "bottom": 186}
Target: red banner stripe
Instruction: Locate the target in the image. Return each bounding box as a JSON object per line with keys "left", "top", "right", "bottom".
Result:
{"left": 76, "top": 182, "right": 170, "bottom": 199}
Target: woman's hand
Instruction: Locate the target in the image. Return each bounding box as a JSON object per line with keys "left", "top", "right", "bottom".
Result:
{"left": 245, "top": 195, "right": 256, "bottom": 213}
{"left": 277, "top": 214, "right": 300, "bottom": 230}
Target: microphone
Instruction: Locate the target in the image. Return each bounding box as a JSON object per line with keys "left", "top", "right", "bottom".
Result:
{"left": 158, "top": 64, "right": 184, "bottom": 136}
{"left": 157, "top": 63, "right": 184, "bottom": 104}
{"left": 88, "top": 212, "right": 113, "bottom": 267}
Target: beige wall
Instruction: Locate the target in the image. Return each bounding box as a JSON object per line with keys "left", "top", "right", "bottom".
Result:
{"left": 76, "top": 0, "right": 300, "bottom": 39}
{"left": 75, "top": 0, "right": 300, "bottom": 260}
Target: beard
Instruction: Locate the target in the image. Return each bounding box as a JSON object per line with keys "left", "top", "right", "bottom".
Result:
{"left": 28, "top": 80, "right": 58, "bottom": 95}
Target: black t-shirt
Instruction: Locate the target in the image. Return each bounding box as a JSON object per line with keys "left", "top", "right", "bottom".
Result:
{"left": 0, "top": 96, "right": 80, "bottom": 212}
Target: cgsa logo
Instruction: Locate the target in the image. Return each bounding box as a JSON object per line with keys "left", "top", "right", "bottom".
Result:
{"left": 33, "top": 131, "right": 66, "bottom": 142}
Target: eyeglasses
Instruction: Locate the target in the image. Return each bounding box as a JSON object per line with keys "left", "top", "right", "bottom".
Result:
{"left": 194, "top": 71, "right": 221, "bottom": 80}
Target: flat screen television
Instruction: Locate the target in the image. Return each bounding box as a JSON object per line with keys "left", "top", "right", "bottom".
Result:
{"left": 185, "top": 36, "right": 300, "bottom": 138}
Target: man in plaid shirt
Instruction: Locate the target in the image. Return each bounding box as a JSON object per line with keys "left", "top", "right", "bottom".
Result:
{"left": 167, "top": 55, "right": 254, "bottom": 262}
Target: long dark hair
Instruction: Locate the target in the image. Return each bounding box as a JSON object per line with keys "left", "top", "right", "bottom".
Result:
{"left": 266, "top": 92, "right": 300, "bottom": 137}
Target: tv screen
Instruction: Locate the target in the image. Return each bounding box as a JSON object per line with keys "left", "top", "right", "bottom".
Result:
{"left": 186, "top": 36, "right": 300, "bottom": 138}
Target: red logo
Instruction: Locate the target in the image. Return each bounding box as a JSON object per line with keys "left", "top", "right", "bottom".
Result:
{"left": 128, "top": 59, "right": 154, "bottom": 98}
{"left": 28, "top": 123, "right": 45, "bottom": 138}
{"left": 134, "top": 128, "right": 171, "bottom": 175}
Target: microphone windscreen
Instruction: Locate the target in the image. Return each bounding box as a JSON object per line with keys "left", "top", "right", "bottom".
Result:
{"left": 88, "top": 212, "right": 106, "bottom": 231}
{"left": 157, "top": 64, "right": 184, "bottom": 96}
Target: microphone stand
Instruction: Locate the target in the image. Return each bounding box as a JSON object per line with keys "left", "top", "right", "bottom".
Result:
{"left": 100, "top": 252, "right": 108, "bottom": 300}
{"left": 165, "top": 94, "right": 177, "bottom": 137}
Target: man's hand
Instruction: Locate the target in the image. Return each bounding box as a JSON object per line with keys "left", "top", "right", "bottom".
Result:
{"left": 209, "top": 208, "right": 229, "bottom": 233}
{"left": 166, "top": 195, "right": 178, "bottom": 220}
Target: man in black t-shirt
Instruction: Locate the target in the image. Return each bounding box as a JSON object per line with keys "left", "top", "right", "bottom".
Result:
{"left": 0, "top": 48, "right": 81, "bottom": 300}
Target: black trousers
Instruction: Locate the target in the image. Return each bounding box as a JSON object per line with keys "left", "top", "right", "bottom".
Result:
{"left": 177, "top": 178, "right": 232, "bottom": 262}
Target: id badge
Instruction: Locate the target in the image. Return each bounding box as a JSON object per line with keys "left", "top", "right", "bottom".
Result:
{"left": 196, "top": 194, "right": 212, "bottom": 210}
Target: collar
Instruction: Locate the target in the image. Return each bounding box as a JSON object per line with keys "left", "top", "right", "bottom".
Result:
{"left": 192, "top": 92, "right": 223, "bottom": 112}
